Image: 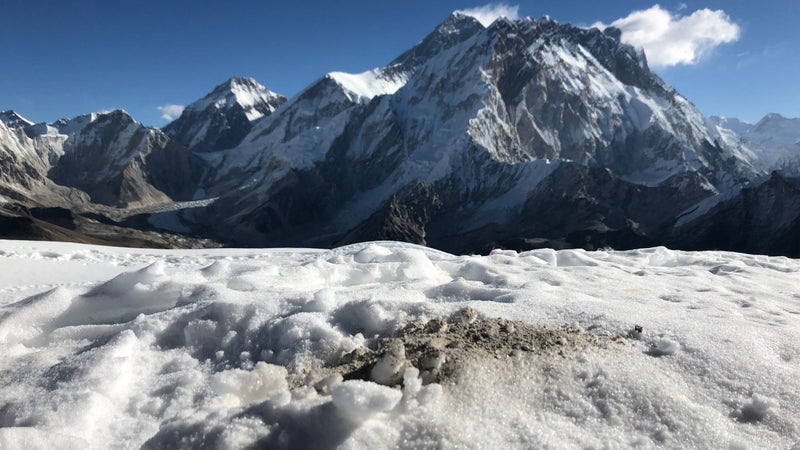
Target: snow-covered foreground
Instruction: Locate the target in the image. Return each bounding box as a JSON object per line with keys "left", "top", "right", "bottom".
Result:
{"left": 0, "top": 240, "right": 798, "bottom": 449}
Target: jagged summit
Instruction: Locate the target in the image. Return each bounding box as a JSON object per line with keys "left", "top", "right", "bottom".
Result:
{"left": 163, "top": 76, "right": 287, "bottom": 153}
{"left": 439, "top": 11, "right": 484, "bottom": 31}
{"left": 309, "top": 13, "right": 484, "bottom": 105}
{"left": 0, "top": 110, "right": 34, "bottom": 129}
{"left": 189, "top": 76, "right": 285, "bottom": 120}
{"left": 389, "top": 12, "right": 484, "bottom": 74}
{"left": 750, "top": 113, "right": 800, "bottom": 138}
{"left": 738, "top": 113, "right": 800, "bottom": 174}
{"left": 212, "top": 76, "right": 261, "bottom": 91}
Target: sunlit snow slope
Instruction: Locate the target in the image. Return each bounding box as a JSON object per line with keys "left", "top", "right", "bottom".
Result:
{"left": 0, "top": 240, "right": 798, "bottom": 449}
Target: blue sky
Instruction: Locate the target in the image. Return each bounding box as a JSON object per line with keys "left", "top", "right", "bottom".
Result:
{"left": 1, "top": 1, "right": 797, "bottom": 126}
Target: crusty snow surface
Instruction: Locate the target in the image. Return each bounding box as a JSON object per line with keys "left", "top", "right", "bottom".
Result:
{"left": 0, "top": 240, "right": 798, "bottom": 449}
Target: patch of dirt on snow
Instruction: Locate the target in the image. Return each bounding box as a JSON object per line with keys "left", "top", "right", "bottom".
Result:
{"left": 311, "top": 308, "right": 619, "bottom": 389}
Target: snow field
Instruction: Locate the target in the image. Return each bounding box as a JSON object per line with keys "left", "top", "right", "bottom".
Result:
{"left": 328, "top": 69, "right": 408, "bottom": 102}
{"left": 0, "top": 240, "right": 798, "bottom": 448}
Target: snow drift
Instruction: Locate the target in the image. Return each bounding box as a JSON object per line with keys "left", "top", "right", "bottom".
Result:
{"left": 0, "top": 240, "right": 798, "bottom": 448}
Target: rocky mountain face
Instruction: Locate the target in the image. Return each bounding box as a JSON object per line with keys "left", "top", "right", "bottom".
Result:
{"left": 1, "top": 13, "right": 798, "bottom": 255}
{"left": 0, "top": 114, "right": 77, "bottom": 206}
{"left": 0, "top": 109, "right": 208, "bottom": 247}
{"left": 48, "top": 110, "right": 201, "bottom": 208}
{"left": 1, "top": 109, "right": 202, "bottom": 209}
{"left": 670, "top": 172, "right": 800, "bottom": 257}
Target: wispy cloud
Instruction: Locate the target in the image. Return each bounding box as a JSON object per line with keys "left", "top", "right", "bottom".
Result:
{"left": 456, "top": 3, "right": 519, "bottom": 27}
{"left": 157, "top": 104, "right": 184, "bottom": 121}
{"left": 594, "top": 5, "right": 740, "bottom": 68}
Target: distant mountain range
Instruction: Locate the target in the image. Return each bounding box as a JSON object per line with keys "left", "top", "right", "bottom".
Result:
{"left": 2, "top": 13, "right": 799, "bottom": 256}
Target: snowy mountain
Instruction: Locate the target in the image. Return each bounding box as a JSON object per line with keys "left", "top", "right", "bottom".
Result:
{"left": 2, "top": 13, "right": 799, "bottom": 255}
{"left": 164, "top": 13, "right": 757, "bottom": 252}
{"left": 742, "top": 114, "right": 800, "bottom": 174}
{"left": 163, "top": 77, "right": 286, "bottom": 153}
{"left": 0, "top": 120, "right": 50, "bottom": 196}
{"left": 707, "top": 113, "right": 800, "bottom": 174}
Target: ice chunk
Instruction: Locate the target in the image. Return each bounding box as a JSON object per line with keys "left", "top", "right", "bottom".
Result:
{"left": 331, "top": 380, "right": 402, "bottom": 423}
{"left": 210, "top": 362, "right": 289, "bottom": 406}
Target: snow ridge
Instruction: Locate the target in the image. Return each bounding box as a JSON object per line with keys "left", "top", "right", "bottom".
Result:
{"left": 327, "top": 69, "right": 409, "bottom": 102}
{"left": 0, "top": 110, "right": 34, "bottom": 129}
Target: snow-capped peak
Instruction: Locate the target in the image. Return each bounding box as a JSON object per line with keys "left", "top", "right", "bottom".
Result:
{"left": 186, "top": 77, "right": 284, "bottom": 122}
{"left": 162, "top": 77, "right": 287, "bottom": 153}
{"left": 388, "top": 13, "right": 484, "bottom": 76}
{"left": 705, "top": 113, "right": 800, "bottom": 174}
{"left": 752, "top": 112, "right": 800, "bottom": 133}
{"left": 440, "top": 11, "right": 485, "bottom": 33}
{"left": 0, "top": 110, "right": 34, "bottom": 129}
{"left": 53, "top": 110, "right": 136, "bottom": 135}
{"left": 761, "top": 112, "right": 786, "bottom": 122}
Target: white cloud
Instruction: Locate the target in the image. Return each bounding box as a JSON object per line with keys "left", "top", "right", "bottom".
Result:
{"left": 456, "top": 3, "right": 519, "bottom": 27}
{"left": 594, "top": 5, "right": 740, "bottom": 68}
{"left": 157, "top": 104, "right": 184, "bottom": 121}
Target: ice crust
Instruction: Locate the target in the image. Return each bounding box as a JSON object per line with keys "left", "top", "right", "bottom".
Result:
{"left": 0, "top": 240, "right": 798, "bottom": 448}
